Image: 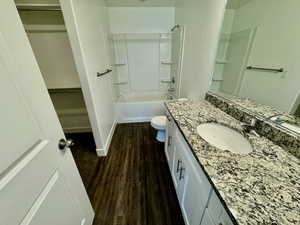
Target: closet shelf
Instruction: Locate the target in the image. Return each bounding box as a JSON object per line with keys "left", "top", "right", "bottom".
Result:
{"left": 57, "top": 108, "right": 88, "bottom": 117}
{"left": 24, "top": 25, "right": 66, "bottom": 33}
{"left": 48, "top": 87, "right": 82, "bottom": 93}
{"left": 16, "top": 3, "right": 61, "bottom": 11}
{"left": 63, "top": 126, "right": 92, "bottom": 134}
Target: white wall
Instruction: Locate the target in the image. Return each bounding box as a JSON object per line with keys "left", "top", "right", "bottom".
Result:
{"left": 108, "top": 7, "right": 175, "bottom": 33}
{"left": 27, "top": 31, "right": 81, "bottom": 89}
{"left": 61, "top": 0, "right": 116, "bottom": 156}
{"left": 175, "top": 0, "right": 227, "bottom": 100}
{"left": 231, "top": 0, "right": 300, "bottom": 113}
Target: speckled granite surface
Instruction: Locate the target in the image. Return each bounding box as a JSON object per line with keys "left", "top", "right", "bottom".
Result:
{"left": 208, "top": 92, "right": 300, "bottom": 126}
{"left": 205, "top": 92, "right": 300, "bottom": 158}
{"left": 165, "top": 100, "right": 300, "bottom": 225}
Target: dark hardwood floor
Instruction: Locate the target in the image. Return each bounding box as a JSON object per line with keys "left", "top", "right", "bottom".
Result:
{"left": 67, "top": 123, "right": 185, "bottom": 225}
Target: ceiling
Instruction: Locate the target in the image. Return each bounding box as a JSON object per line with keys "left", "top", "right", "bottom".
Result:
{"left": 226, "top": 0, "right": 253, "bottom": 9}
{"left": 15, "top": 0, "right": 251, "bottom": 9}
{"left": 104, "top": 0, "right": 176, "bottom": 7}
{"left": 15, "top": 0, "right": 176, "bottom": 7}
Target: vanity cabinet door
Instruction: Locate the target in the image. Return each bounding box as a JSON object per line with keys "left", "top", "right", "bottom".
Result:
{"left": 165, "top": 113, "right": 175, "bottom": 170}
{"left": 201, "top": 206, "right": 233, "bottom": 225}
{"left": 172, "top": 142, "right": 186, "bottom": 200}
{"left": 175, "top": 129, "right": 211, "bottom": 225}
{"left": 200, "top": 210, "right": 215, "bottom": 225}
{"left": 207, "top": 191, "right": 234, "bottom": 225}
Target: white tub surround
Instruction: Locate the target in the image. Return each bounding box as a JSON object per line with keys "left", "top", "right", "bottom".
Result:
{"left": 115, "top": 95, "right": 166, "bottom": 123}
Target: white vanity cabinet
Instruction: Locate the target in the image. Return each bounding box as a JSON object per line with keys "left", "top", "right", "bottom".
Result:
{"left": 173, "top": 129, "right": 211, "bottom": 225}
{"left": 165, "top": 113, "right": 176, "bottom": 169}
{"left": 202, "top": 191, "right": 234, "bottom": 225}
{"left": 165, "top": 110, "right": 234, "bottom": 225}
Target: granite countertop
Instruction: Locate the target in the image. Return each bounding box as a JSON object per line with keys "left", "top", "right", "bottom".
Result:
{"left": 165, "top": 100, "right": 300, "bottom": 225}
{"left": 210, "top": 91, "right": 300, "bottom": 127}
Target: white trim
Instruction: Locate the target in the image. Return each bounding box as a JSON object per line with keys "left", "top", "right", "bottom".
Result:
{"left": 96, "top": 120, "right": 117, "bottom": 157}
{"left": 176, "top": 26, "right": 185, "bottom": 98}
{"left": 290, "top": 91, "right": 300, "bottom": 114}
{"left": 117, "top": 117, "right": 152, "bottom": 124}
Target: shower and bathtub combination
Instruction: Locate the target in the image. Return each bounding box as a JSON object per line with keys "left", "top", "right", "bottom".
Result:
{"left": 111, "top": 26, "right": 184, "bottom": 124}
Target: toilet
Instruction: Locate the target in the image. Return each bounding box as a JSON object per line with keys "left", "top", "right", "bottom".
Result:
{"left": 151, "top": 116, "right": 167, "bottom": 142}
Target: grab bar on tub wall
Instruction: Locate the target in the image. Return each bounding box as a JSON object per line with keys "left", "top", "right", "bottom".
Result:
{"left": 246, "top": 66, "right": 284, "bottom": 73}
{"left": 171, "top": 24, "right": 180, "bottom": 32}
{"left": 97, "top": 69, "right": 112, "bottom": 77}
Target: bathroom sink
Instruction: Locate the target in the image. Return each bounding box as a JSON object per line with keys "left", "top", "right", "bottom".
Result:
{"left": 197, "top": 123, "right": 252, "bottom": 155}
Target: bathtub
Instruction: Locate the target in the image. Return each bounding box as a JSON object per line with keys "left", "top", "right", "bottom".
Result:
{"left": 115, "top": 94, "right": 167, "bottom": 123}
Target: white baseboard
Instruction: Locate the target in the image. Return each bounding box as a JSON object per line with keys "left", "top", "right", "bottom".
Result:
{"left": 96, "top": 120, "right": 117, "bottom": 157}
{"left": 118, "top": 117, "right": 152, "bottom": 124}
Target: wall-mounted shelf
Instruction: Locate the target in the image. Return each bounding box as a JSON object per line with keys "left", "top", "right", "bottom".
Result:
{"left": 111, "top": 63, "right": 126, "bottom": 67}
{"left": 114, "top": 82, "right": 128, "bottom": 85}
{"left": 160, "top": 79, "right": 172, "bottom": 83}
{"left": 216, "top": 59, "right": 230, "bottom": 65}
{"left": 161, "top": 61, "right": 173, "bottom": 65}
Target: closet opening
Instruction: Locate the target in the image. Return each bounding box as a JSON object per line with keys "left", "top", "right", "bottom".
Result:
{"left": 16, "top": 2, "right": 96, "bottom": 150}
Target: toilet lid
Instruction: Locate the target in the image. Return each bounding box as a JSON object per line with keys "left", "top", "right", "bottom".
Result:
{"left": 151, "top": 116, "right": 167, "bottom": 130}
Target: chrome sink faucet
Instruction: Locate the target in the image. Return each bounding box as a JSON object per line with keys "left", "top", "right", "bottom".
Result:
{"left": 265, "top": 113, "right": 285, "bottom": 124}
{"left": 240, "top": 118, "right": 257, "bottom": 128}
{"left": 240, "top": 118, "right": 260, "bottom": 137}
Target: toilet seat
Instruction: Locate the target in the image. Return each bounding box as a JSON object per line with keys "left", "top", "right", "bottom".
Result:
{"left": 151, "top": 116, "right": 167, "bottom": 130}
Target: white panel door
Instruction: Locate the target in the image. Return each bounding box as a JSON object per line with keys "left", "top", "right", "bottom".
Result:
{"left": 0, "top": 1, "right": 94, "bottom": 225}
